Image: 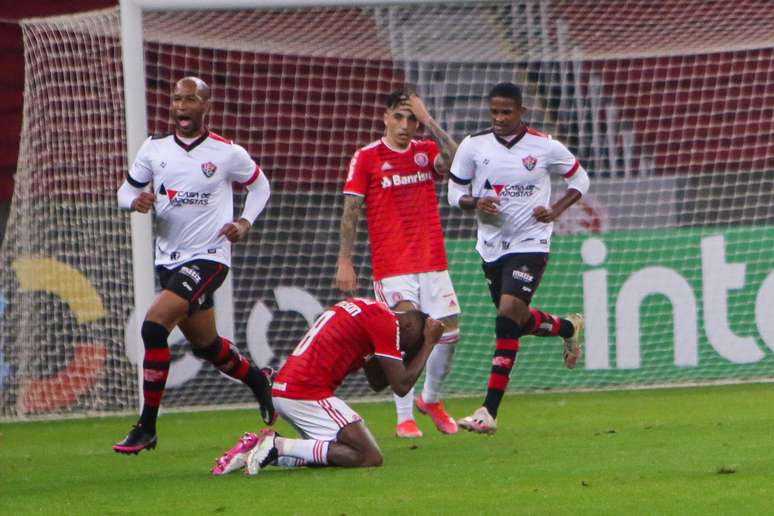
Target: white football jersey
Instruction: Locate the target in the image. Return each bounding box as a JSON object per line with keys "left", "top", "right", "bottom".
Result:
{"left": 127, "top": 131, "right": 262, "bottom": 268}
{"left": 450, "top": 127, "right": 584, "bottom": 262}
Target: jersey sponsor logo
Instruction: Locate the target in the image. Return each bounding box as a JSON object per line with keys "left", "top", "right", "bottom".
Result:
{"left": 182, "top": 281, "right": 193, "bottom": 291}
{"left": 484, "top": 179, "right": 537, "bottom": 198}
{"left": 273, "top": 381, "right": 287, "bottom": 391}
{"left": 512, "top": 269, "right": 534, "bottom": 283}
{"left": 522, "top": 155, "right": 538, "bottom": 171}
{"left": 414, "top": 152, "right": 429, "bottom": 167}
{"left": 159, "top": 184, "right": 213, "bottom": 207}
{"left": 381, "top": 170, "right": 433, "bottom": 189}
{"left": 201, "top": 161, "right": 218, "bottom": 178}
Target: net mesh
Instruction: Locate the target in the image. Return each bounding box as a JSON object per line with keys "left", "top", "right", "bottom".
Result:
{"left": 1, "top": 1, "right": 773, "bottom": 419}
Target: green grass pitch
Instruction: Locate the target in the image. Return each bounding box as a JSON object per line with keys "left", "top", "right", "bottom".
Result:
{"left": 2, "top": 383, "right": 773, "bottom": 515}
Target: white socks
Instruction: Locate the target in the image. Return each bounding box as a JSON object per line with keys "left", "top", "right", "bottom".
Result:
{"left": 276, "top": 437, "right": 329, "bottom": 465}
{"left": 422, "top": 330, "right": 459, "bottom": 403}
{"left": 394, "top": 388, "right": 415, "bottom": 423}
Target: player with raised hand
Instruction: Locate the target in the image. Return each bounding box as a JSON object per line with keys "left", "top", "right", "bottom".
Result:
{"left": 210, "top": 298, "right": 444, "bottom": 475}
{"left": 113, "top": 77, "right": 274, "bottom": 454}
{"left": 448, "top": 82, "right": 589, "bottom": 434}
{"left": 335, "top": 89, "right": 463, "bottom": 438}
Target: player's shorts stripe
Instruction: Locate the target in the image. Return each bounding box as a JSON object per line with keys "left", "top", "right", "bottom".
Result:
{"left": 317, "top": 399, "right": 347, "bottom": 428}
{"left": 324, "top": 399, "right": 351, "bottom": 429}
{"left": 191, "top": 264, "right": 225, "bottom": 302}
{"left": 563, "top": 160, "right": 580, "bottom": 178}
{"left": 241, "top": 166, "right": 262, "bottom": 187}
{"left": 321, "top": 399, "right": 348, "bottom": 428}
{"left": 448, "top": 172, "right": 471, "bottom": 185}
{"left": 126, "top": 174, "right": 149, "bottom": 188}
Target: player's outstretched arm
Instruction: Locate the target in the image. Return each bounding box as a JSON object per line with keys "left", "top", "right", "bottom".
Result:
{"left": 378, "top": 318, "right": 444, "bottom": 397}
{"left": 336, "top": 195, "right": 363, "bottom": 295}
{"left": 117, "top": 180, "right": 155, "bottom": 213}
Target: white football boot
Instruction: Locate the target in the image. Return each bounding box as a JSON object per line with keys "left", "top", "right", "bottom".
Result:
{"left": 457, "top": 406, "right": 497, "bottom": 435}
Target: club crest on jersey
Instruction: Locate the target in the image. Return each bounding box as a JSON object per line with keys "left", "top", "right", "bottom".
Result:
{"left": 201, "top": 161, "right": 217, "bottom": 178}
{"left": 414, "top": 152, "right": 429, "bottom": 167}
{"left": 522, "top": 155, "right": 538, "bottom": 171}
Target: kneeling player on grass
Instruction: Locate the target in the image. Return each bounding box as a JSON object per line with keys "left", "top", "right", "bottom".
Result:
{"left": 211, "top": 297, "right": 444, "bottom": 476}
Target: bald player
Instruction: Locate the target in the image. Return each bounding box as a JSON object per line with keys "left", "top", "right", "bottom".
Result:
{"left": 114, "top": 77, "right": 274, "bottom": 454}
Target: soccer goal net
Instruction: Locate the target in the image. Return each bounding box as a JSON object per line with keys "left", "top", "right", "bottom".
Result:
{"left": 1, "top": 0, "right": 773, "bottom": 419}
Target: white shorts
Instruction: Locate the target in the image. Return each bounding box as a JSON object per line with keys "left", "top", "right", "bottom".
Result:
{"left": 273, "top": 396, "right": 363, "bottom": 442}
{"left": 373, "top": 270, "right": 461, "bottom": 320}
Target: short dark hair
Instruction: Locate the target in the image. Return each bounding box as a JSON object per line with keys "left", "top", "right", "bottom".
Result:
{"left": 488, "top": 82, "right": 523, "bottom": 105}
{"left": 397, "top": 310, "right": 430, "bottom": 357}
{"left": 384, "top": 90, "right": 409, "bottom": 110}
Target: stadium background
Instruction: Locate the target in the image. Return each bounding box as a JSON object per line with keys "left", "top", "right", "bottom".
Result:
{"left": 0, "top": 1, "right": 772, "bottom": 420}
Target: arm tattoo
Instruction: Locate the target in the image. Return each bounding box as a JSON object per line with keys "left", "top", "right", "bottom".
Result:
{"left": 338, "top": 195, "right": 363, "bottom": 259}
{"left": 424, "top": 118, "right": 458, "bottom": 173}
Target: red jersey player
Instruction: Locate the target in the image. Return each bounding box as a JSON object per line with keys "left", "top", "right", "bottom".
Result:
{"left": 335, "top": 90, "right": 462, "bottom": 438}
{"left": 210, "top": 298, "right": 444, "bottom": 475}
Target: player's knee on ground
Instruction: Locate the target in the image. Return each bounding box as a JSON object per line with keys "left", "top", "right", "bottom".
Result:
{"left": 358, "top": 445, "right": 383, "bottom": 467}
{"left": 362, "top": 450, "right": 384, "bottom": 468}
{"left": 336, "top": 421, "right": 384, "bottom": 467}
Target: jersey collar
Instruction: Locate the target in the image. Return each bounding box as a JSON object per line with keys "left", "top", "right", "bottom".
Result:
{"left": 380, "top": 137, "right": 413, "bottom": 153}
{"left": 174, "top": 129, "right": 209, "bottom": 152}
{"left": 493, "top": 125, "right": 527, "bottom": 149}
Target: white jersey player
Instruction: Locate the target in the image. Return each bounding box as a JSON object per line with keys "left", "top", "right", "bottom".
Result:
{"left": 448, "top": 82, "right": 589, "bottom": 434}
{"left": 113, "top": 77, "right": 274, "bottom": 455}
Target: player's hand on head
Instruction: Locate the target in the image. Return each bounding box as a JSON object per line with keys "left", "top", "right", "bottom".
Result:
{"left": 422, "top": 317, "right": 445, "bottom": 346}
{"left": 405, "top": 93, "right": 431, "bottom": 124}
{"left": 131, "top": 192, "right": 156, "bottom": 213}
{"left": 477, "top": 196, "right": 500, "bottom": 216}
{"left": 335, "top": 258, "right": 358, "bottom": 295}
{"left": 219, "top": 218, "right": 251, "bottom": 242}
{"left": 533, "top": 206, "right": 556, "bottom": 223}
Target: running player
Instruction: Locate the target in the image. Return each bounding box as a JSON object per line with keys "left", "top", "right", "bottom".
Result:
{"left": 113, "top": 77, "right": 274, "bottom": 453}
{"left": 448, "top": 82, "right": 589, "bottom": 434}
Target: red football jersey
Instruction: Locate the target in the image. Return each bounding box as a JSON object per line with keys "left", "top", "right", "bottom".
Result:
{"left": 272, "top": 298, "right": 403, "bottom": 400}
{"left": 343, "top": 138, "right": 448, "bottom": 280}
